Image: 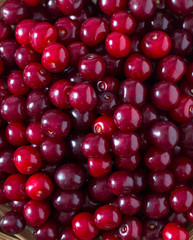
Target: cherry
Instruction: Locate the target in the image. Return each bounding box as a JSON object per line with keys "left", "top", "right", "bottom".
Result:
{"left": 115, "top": 153, "right": 141, "bottom": 171}
{"left": 11, "top": 200, "right": 28, "bottom": 213}
{"left": 24, "top": 200, "right": 51, "bottom": 227}
{"left": 170, "top": 187, "right": 193, "bottom": 213}
{"left": 34, "top": 220, "right": 58, "bottom": 240}
{"left": 26, "top": 121, "right": 46, "bottom": 145}
{"left": 0, "top": 20, "right": 12, "bottom": 42}
{"left": 3, "top": 174, "right": 27, "bottom": 201}
{"left": 0, "top": 149, "right": 17, "bottom": 174}
{"left": 23, "top": 0, "right": 41, "bottom": 7}
{"left": 149, "top": 121, "right": 180, "bottom": 150}
{"left": 55, "top": 163, "right": 86, "bottom": 190}
{"left": 167, "top": 0, "right": 193, "bottom": 16}
{"left": 118, "top": 217, "right": 142, "bottom": 240}
{"left": 29, "top": 22, "right": 57, "bottom": 53}
{"left": 124, "top": 53, "right": 152, "bottom": 81}
{"left": 129, "top": 0, "right": 156, "bottom": 19}
{"left": 96, "top": 76, "right": 120, "bottom": 95}
{"left": 140, "top": 104, "right": 158, "bottom": 128}
{"left": 110, "top": 11, "right": 136, "bottom": 35}
{"left": 141, "top": 30, "right": 171, "bottom": 59}
{"left": 0, "top": 0, "right": 28, "bottom": 25}
{"left": 113, "top": 104, "right": 142, "bottom": 131}
{"left": 14, "top": 146, "right": 42, "bottom": 175}
{"left": 142, "top": 193, "right": 170, "bottom": 219}
{"left": 41, "top": 109, "right": 71, "bottom": 139}
{"left": 78, "top": 53, "right": 105, "bottom": 82}
{"left": 162, "top": 222, "right": 189, "bottom": 240}
{"left": 0, "top": 58, "right": 4, "bottom": 76}
{"left": 30, "top": 5, "right": 51, "bottom": 23}
{"left": 0, "top": 39, "right": 19, "bottom": 66}
{"left": 1, "top": 95, "right": 27, "bottom": 122}
{"left": 105, "top": 32, "right": 131, "bottom": 58}
{"left": 0, "top": 211, "right": 26, "bottom": 234}
{"left": 54, "top": 210, "right": 76, "bottom": 226}
{"left": 88, "top": 155, "right": 112, "bottom": 178}
{"left": 151, "top": 81, "right": 180, "bottom": 110}
{"left": 69, "top": 8, "right": 91, "bottom": 26}
{"left": 80, "top": 17, "right": 109, "bottom": 47}
{"left": 15, "top": 45, "right": 40, "bottom": 70}
{"left": 167, "top": 212, "right": 189, "bottom": 227}
{"left": 112, "top": 132, "right": 140, "bottom": 158}
{"left": 42, "top": 43, "right": 69, "bottom": 73}
{"left": 181, "top": 14, "right": 193, "bottom": 36}
{"left": 0, "top": 182, "right": 8, "bottom": 204}
{"left": 145, "top": 147, "right": 172, "bottom": 171}
{"left": 97, "top": 92, "right": 119, "bottom": 116}
{"left": 40, "top": 137, "right": 66, "bottom": 163}
{"left": 119, "top": 79, "right": 146, "bottom": 107}
{"left": 52, "top": 189, "right": 85, "bottom": 212}
{"left": 142, "top": 219, "right": 165, "bottom": 240}
{"left": 56, "top": 0, "right": 84, "bottom": 15}
{"left": 69, "top": 83, "right": 97, "bottom": 112}
{"left": 99, "top": 0, "right": 127, "bottom": 15}
{"left": 15, "top": 19, "right": 37, "bottom": 45}
{"left": 7, "top": 70, "right": 29, "bottom": 96}
{"left": 157, "top": 55, "right": 187, "bottom": 83}
{"left": 59, "top": 226, "right": 79, "bottom": 240}
{"left": 6, "top": 122, "right": 28, "bottom": 147}
{"left": 26, "top": 173, "right": 53, "bottom": 200}
{"left": 23, "top": 62, "right": 52, "bottom": 90}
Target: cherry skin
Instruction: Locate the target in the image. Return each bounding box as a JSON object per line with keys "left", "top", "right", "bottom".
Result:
{"left": 170, "top": 187, "right": 193, "bottom": 213}
{"left": 56, "top": 0, "right": 84, "bottom": 15}
{"left": 94, "top": 205, "right": 121, "bottom": 230}
{"left": 115, "top": 153, "right": 141, "bottom": 171}
{"left": 157, "top": 55, "right": 187, "bottom": 83}
{"left": 55, "top": 163, "right": 86, "bottom": 190}
{"left": 1, "top": 95, "right": 27, "bottom": 122}
{"left": 0, "top": 39, "right": 19, "bottom": 66}
{"left": 140, "top": 104, "right": 158, "bottom": 128}
{"left": 181, "top": 14, "right": 193, "bottom": 36}
{"left": 23, "top": 0, "right": 41, "bottom": 7}
{"left": 129, "top": 0, "right": 156, "bottom": 19}
{"left": 72, "top": 212, "right": 99, "bottom": 240}
{"left": 145, "top": 147, "right": 172, "bottom": 171}
{"left": 124, "top": 53, "right": 152, "bottom": 81}
{"left": 41, "top": 109, "right": 71, "bottom": 139}
{"left": 6, "top": 122, "right": 28, "bottom": 147}
{"left": 119, "top": 79, "right": 146, "bottom": 107}
{"left": 0, "top": 0, "right": 28, "bottom": 25}
{"left": 29, "top": 22, "right": 57, "bottom": 53}
{"left": 3, "top": 174, "right": 27, "bottom": 201}
{"left": 171, "top": 156, "right": 193, "bottom": 182}
{"left": 34, "top": 220, "right": 58, "bottom": 240}
{"left": 96, "top": 76, "right": 120, "bottom": 95}
{"left": 186, "top": 62, "right": 193, "bottom": 85}
{"left": 0, "top": 211, "right": 26, "bottom": 234}
{"left": 167, "top": 0, "right": 193, "bottom": 16}
{"left": 69, "top": 83, "right": 97, "bottom": 112}
{"left": 40, "top": 137, "right": 66, "bottom": 163}
{"left": 92, "top": 115, "right": 117, "bottom": 139}
{"left": 0, "top": 149, "right": 17, "bottom": 174}
{"left": 14, "top": 146, "right": 42, "bottom": 175}
{"left": 7, "top": 70, "right": 29, "bottom": 96}
{"left": 0, "top": 182, "right": 8, "bottom": 204}
{"left": 99, "top": 0, "right": 127, "bottom": 15}
{"left": 14, "top": 45, "right": 40, "bottom": 70}
{"left": 23, "top": 62, "right": 52, "bottom": 90}
{"left": 0, "top": 58, "right": 4, "bottom": 76}
{"left": 97, "top": 92, "right": 119, "bottom": 116}
{"left": 170, "top": 95, "right": 193, "bottom": 123}
{"left": 81, "top": 133, "right": 109, "bottom": 158}
{"left": 151, "top": 81, "right": 180, "bottom": 110}
{"left": 69, "top": 8, "right": 91, "bottom": 26}
{"left": 45, "top": 0, "right": 63, "bottom": 18}
{"left": 67, "top": 41, "right": 89, "bottom": 67}
{"left": 52, "top": 189, "right": 85, "bottom": 212}
{"left": 149, "top": 121, "right": 180, "bottom": 150}
{"left": 162, "top": 222, "right": 189, "bottom": 240}
{"left": 117, "top": 193, "right": 142, "bottom": 215}
{"left": 42, "top": 43, "right": 69, "bottom": 73}
{"left": 0, "top": 20, "right": 12, "bottom": 42}
{"left": 141, "top": 31, "right": 171, "bottom": 59}
{"left": 105, "top": 32, "right": 131, "bottom": 58}
{"left": 88, "top": 155, "right": 112, "bottom": 178}
{"left": 108, "top": 170, "right": 134, "bottom": 196}
{"left": 59, "top": 226, "right": 79, "bottom": 240}
{"left": 118, "top": 217, "right": 142, "bottom": 240}
{"left": 80, "top": 17, "right": 109, "bottom": 47}
{"left": 112, "top": 132, "right": 140, "bottom": 158}
{"left": 142, "top": 219, "right": 166, "bottom": 240}
{"left": 26, "top": 121, "right": 46, "bottom": 145}
{"left": 78, "top": 53, "right": 105, "bottom": 82}
{"left": 110, "top": 10, "right": 136, "bottom": 35}
{"left": 143, "top": 193, "right": 170, "bottom": 219}
{"left": 113, "top": 104, "right": 142, "bottom": 131}
{"left": 11, "top": 200, "right": 28, "bottom": 213}
{"left": 24, "top": 200, "right": 51, "bottom": 227}
{"left": 15, "top": 19, "right": 37, "bottom": 45}
{"left": 25, "top": 173, "right": 53, "bottom": 200}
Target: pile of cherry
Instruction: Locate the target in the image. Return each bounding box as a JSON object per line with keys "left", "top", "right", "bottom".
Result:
{"left": 1, "top": 0, "right": 193, "bottom": 239}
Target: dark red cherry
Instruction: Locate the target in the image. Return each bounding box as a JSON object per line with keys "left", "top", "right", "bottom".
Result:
{"left": 181, "top": 14, "right": 193, "bottom": 36}
{"left": 0, "top": 39, "right": 19, "bottom": 66}
{"left": 11, "top": 200, "right": 28, "bottom": 213}
{"left": 167, "top": 212, "right": 189, "bottom": 227}
{"left": 149, "top": 121, "right": 180, "bottom": 150}
{"left": 97, "top": 92, "right": 119, "bottom": 116}
{"left": 141, "top": 31, "right": 171, "bottom": 59}
{"left": 24, "top": 200, "right": 51, "bottom": 227}
{"left": 34, "top": 220, "right": 58, "bottom": 240}
{"left": 124, "top": 53, "right": 152, "bottom": 81}
{"left": 167, "top": 0, "right": 193, "bottom": 16}
{"left": 56, "top": 0, "right": 84, "bottom": 15}
{"left": 30, "top": 5, "right": 51, "bottom": 22}
{"left": 129, "top": 0, "right": 156, "bottom": 19}
{"left": 162, "top": 222, "right": 189, "bottom": 240}
{"left": 99, "top": 0, "right": 127, "bottom": 15}
{"left": 0, "top": 149, "right": 17, "bottom": 174}
{"left": 26, "top": 121, "right": 46, "bottom": 145}
{"left": 59, "top": 226, "right": 79, "bottom": 240}
{"left": 0, "top": 0, "right": 28, "bottom": 25}
{"left": 96, "top": 76, "right": 120, "bottom": 95}
{"left": 142, "top": 219, "right": 165, "bottom": 240}
{"left": 0, "top": 20, "right": 12, "bottom": 42}
{"left": 69, "top": 8, "right": 91, "bottom": 26}
{"left": 115, "top": 153, "right": 141, "bottom": 171}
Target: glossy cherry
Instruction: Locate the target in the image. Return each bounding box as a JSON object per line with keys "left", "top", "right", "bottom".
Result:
{"left": 162, "top": 222, "right": 189, "bottom": 240}
{"left": 99, "top": 0, "right": 127, "bottom": 15}
{"left": 129, "top": 0, "right": 156, "bottom": 19}
{"left": 59, "top": 226, "right": 79, "bottom": 240}
{"left": 26, "top": 121, "right": 46, "bottom": 145}
{"left": 34, "top": 220, "right": 58, "bottom": 240}
{"left": 56, "top": 0, "right": 84, "bottom": 15}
